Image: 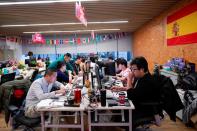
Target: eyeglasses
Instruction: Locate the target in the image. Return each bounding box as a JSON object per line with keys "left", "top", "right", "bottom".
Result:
{"left": 130, "top": 68, "right": 139, "bottom": 71}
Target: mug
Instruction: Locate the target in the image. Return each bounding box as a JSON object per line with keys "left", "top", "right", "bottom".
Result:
{"left": 74, "top": 88, "right": 81, "bottom": 104}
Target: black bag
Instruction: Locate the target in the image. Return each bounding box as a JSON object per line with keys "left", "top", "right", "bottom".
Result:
{"left": 176, "top": 73, "right": 197, "bottom": 91}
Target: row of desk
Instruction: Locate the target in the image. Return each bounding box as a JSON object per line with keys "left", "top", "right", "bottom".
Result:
{"left": 0, "top": 67, "right": 46, "bottom": 83}
{"left": 36, "top": 89, "right": 135, "bottom": 131}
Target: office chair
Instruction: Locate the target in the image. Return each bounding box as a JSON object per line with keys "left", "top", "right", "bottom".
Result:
{"left": 8, "top": 86, "right": 40, "bottom": 131}
{"left": 0, "top": 72, "right": 16, "bottom": 85}
{"left": 9, "top": 103, "right": 41, "bottom": 131}
{"left": 133, "top": 102, "right": 163, "bottom": 131}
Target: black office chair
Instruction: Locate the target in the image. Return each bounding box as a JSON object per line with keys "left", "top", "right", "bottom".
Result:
{"left": 0, "top": 72, "right": 16, "bottom": 85}
{"left": 133, "top": 102, "right": 163, "bottom": 130}
{"left": 9, "top": 102, "right": 41, "bottom": 131}
{"left": 8, "top": 87, "right": 41, "bottom": 131}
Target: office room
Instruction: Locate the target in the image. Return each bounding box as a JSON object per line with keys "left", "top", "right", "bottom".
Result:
{"left": 0, "top": 0, "right": 196, "bottom": 131}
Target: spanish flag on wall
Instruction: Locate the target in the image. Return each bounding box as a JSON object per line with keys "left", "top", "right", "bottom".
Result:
{"left": 167, "top": 1, "right": 197, "bottom": 46}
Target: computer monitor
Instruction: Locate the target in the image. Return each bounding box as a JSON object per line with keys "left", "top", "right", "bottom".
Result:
{"left": 25, "top": 59, "right": 30, "bottom": 65}
{"left": 94, "top": 65, "right": 102, "bottom": 89}
{"left": 104, "top": 62, "right": 116, "bottom": 76}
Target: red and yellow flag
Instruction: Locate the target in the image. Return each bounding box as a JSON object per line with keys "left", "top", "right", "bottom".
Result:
{"left": 167, "top": 1, "right": 197, "bottom": 46}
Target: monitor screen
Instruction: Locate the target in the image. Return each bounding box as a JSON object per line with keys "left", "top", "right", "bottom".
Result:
{"left": 25, "top": 59, "right": 30, "bottom": 65}
{"left": 94, "top": 65, "right": 102, "bottom": 89}
{"left": 104, "top": 62, "right": 116, "bottom": 76}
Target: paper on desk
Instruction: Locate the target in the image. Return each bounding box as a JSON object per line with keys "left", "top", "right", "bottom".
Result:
{"left": 37, "top": 99, "right": 53, "bottom": 109}
{"left": 36, "top": 99, "right": 64, "bottom": 109}
{"left": 50, "top": 101, "right": 64, "bottom": 107}
{"left": 106, "top": 90, "right": 127, "bottom": 99}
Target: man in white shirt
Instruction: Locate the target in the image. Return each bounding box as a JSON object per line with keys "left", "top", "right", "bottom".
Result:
{"left": 25, "top": 69, "right": 66, "bottom": 118}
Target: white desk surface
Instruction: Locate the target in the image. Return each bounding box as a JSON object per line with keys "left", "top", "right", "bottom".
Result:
{"left": 37, "top": 104, "right": 86, "bottom": 112}
{"left": 87, "top": 100, "right": 135, "bottom": 110}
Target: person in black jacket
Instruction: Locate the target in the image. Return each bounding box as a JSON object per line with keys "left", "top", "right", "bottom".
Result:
{"left": 129, "top": 57, "right": 160, "bottom": 126}
{"left": 111, "top": 56, "right": 160, "bottom": 129}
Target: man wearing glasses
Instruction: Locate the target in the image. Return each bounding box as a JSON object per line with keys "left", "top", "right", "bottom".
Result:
{"left": 111, "top": 56, "right": 160, "bottom": 129}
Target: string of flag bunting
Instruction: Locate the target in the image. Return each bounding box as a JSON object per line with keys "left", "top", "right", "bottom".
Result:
{"left": 21, "top": 32, "right": 129, "bottom": 45}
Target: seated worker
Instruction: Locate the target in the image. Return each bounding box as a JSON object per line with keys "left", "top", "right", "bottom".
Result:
{"left": 115, "top": 58, "right": 123, "bottom": 74}
{"left": 115, "top": 58, "right": 131, "bottom": 86}
{"left": 111, "top": 70, "right": 134, "bottom": 91}
{"left": 48, "top": 53, "right": 75, "bottom": 75}
{"left": 73, "top": 55, "right": 82, "bottom": 75}
{"left": 89, "top": 56, "right": 99, "bottom": 76}
{"left": 25, "top": 69, "right": 66, "bottom": 118}
{"left": 56, "top": 61, "right": 69, "bottom": 83}
{"left": 111, "top": 56, "right": 160, "bottom": 129}
{"left": 80, "top": 57, "right": 86, "bottom": 73}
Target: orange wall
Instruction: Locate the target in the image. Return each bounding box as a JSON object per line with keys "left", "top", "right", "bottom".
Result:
{"left": 132, "top": 0, "right": 197, "bottom": 72}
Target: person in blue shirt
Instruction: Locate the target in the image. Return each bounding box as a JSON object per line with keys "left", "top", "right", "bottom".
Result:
{"left": 56, "top": 61, "right": 69, "bottom": 83}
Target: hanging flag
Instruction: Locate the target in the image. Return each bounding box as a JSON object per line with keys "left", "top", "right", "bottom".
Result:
{"left": 81, "top": 38, "right": 86, "bottom": 44}
{"left": 102, "top": 35, "right": 108, "bottom": 41}
{"left": 65, "top": 38, "right": 69, "bottom": 44}
{"left": 77, "top": 38, "right": 81, "bottom": 44}
{"left": 69, "top": 38, "right": 73, "bottom": 45}
{"left": 59, "top": 39, "right": 64, "bottom": 44}
{"left": 95, "top": 36, "right": 99, "bottom": 43}
{"left": 72, "top": 38, "right": 77, "bottom": 44}
{"left": 32, "top": 33, "right": 44, "bottom": 44}
{"left": 91, "top": 31, "right": 95, "bottom": 40}
{"left": 167, "top": 1, "right": 197, "bottom": 46}
{"left": 50, "top": 40, "right": 54, "bottom": 45}
{"left": 75, "top": 1, "right": 87, "bottom": 26}
{"left": 53, "top": 39, "right": 56, "bottom": 45}
{"left": 46, "top": 39, "right": 50, "bottom": 45}
{"left": 86, "top": 37, "right": 90, "bottom": 43}
{"left": 56, "top": 39, "right": 59, "bottom": 45}
{"left": 6, "top": 36, "right": 16, "bottom": 43}
{"left": 108, "top": 34, "right": 112, "bottom": 40}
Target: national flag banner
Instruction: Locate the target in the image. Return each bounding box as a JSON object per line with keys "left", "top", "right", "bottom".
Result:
{"left": 108, "top": 34, "right": 112, "bottom": 40}
{"left": 65, "top": 38, "right": 69, "bottom": 44}
{"left": 86, "top": 37, "right": 90, "bottom": 43}
{"left": 46, "top": 39, "right": 50, "bottom": 45}
{"left": 95, "top": 35, "right": 101, "bottom": 43}
{"left": 73, "top": 38, "right": 77, "bottom": 44}
{"left": 69, "top": 38, "right": 74, "bottom": 45}
{"left": 56, "top": 39, "right": 59, "bottom": 45}
{"left": 32, "top": 33, "right": 44, "bottom": 44}
{"left": 102, "top": 35, "right": 108, "bottom": 41}
{"left": 75, "top": 1, "right": 87, "bottom": 27}
{"left": 82, "top": 38, "right": 86, "bottom": 44}
{"left": 50, "top": 40, "right": 54, "bottom": 45}
{"left": 167, "top": 1, "right": 197, "bottom": 46}
{"left": 59, "top": 39, "right": 64, "bottom": 44}
{"left": 6, "top": 36, "right": 16, "bottom": 43}
{"left": 53, "top": 39, "right": 56, "bottom": 45}
{"left": 77, "top": 38, "right": 81, "bottom": 45}
{"left": 91, "top": 31, "right": 95, "bottom": 40}
{"left": 90, "top": 38, "right": 95, "bottom": 44}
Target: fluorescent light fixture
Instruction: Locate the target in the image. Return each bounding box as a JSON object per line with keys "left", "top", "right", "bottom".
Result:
{"left": 23, "top": 29, "right": 120, "bottom": 34}
{"left": 0, "top": 21, "right": 128, "bottom": 27}
{"left": 0, "top": 0, "right": 99, "bottom": 6}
